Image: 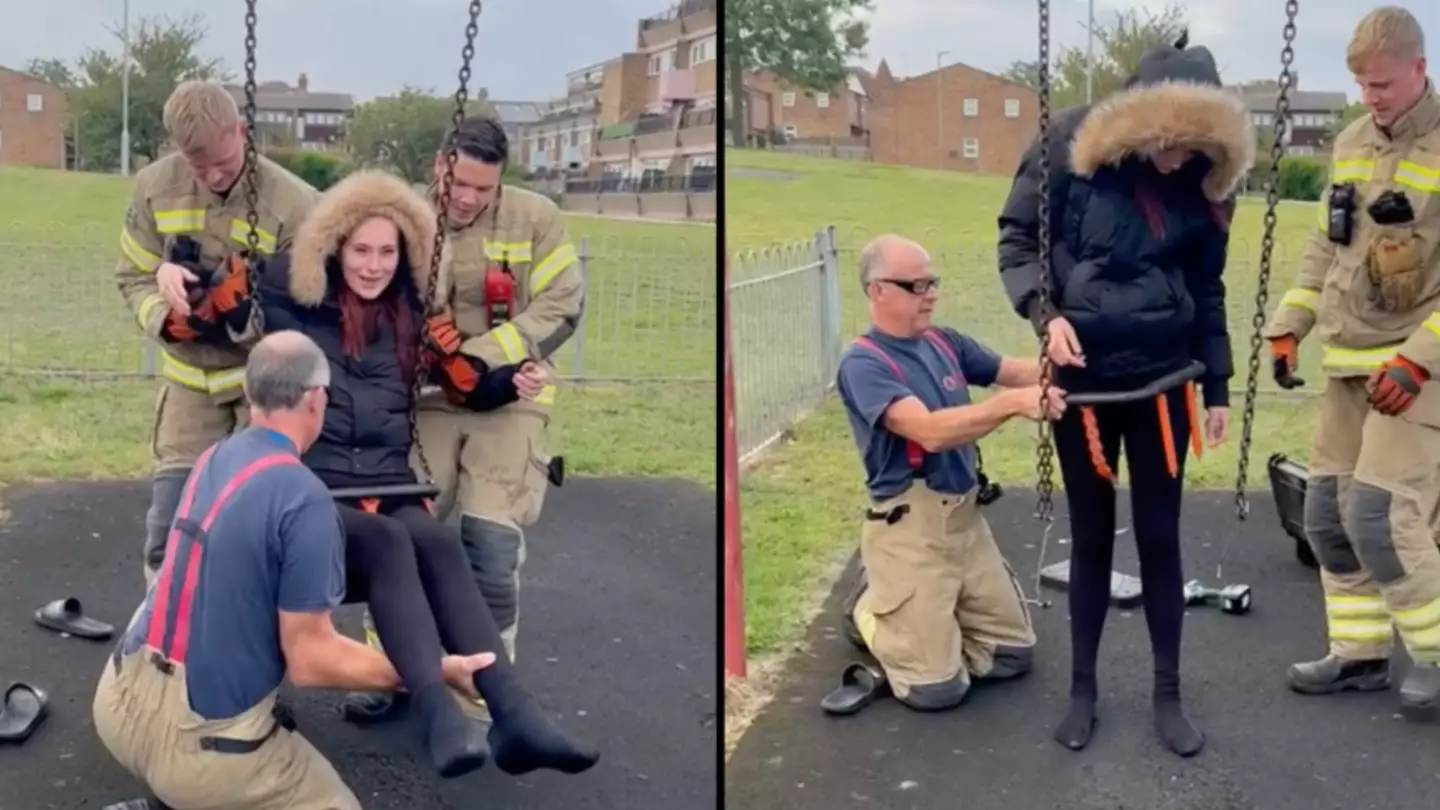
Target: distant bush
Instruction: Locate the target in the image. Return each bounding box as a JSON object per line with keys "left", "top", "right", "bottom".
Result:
{"left": 266, "top": 148, "right": 354, "bottom": 191}
{"left": 1274, "top": 156, "right": 1326, "bottom": 202}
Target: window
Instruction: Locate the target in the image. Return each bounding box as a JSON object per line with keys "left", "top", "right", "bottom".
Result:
{"left": 962, "top": 138, "right": 980, "bottom": 158}
{"left": 782, "top": 92, "right": 796, "bottom": 107}
{"left": 963, "top": 98, "right": 978, "bottom": 117}
{"left": 689, "top": 35, "right": 716, "bottom": 65}
{"left": 649, "top": 49, "right": 674, "bottom": 75}
{"left": 27, "top": 93, "right": 43, "bottom": 112}
{"left": 1005, "top": 98, "right": 1020, "bottom": 118}
{"left": 816, "top": 92, "right": 830, "bottom": 108}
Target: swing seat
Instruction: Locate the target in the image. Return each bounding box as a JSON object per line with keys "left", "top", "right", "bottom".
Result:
{"left": 1266, "top": 453, "right": 1318, "bottom": 569}
{"left": 328, "top": 483, "right": 441, "bottom": 501}
{"left": 1064, "top": 360, "right": 1206, "bottom": 406}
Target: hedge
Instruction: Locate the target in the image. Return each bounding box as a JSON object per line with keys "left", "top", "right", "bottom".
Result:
{"left": 266, "top": 148, "right": 355, "bottom": 191}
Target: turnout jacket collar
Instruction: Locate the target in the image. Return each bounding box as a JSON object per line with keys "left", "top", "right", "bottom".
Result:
{"left": 1069, "top": 50, "right": 1255, "bottom": 202}
{"left": 287, "top": 170, "right": 444, "bottom": 311}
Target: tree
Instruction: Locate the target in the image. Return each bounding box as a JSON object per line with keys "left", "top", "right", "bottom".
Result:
{"left": 24, "top": 58, "right": 78, "bottom": 90}
{"left": 723, "top": 0, "right": 873, "bottom": 146}
{"left": 57, "top": 14, "right": 227, "bottom": 171}
{"left": 344, "top": 87, "right": 498, "bottom": 184}
{"left": 1001, "top": 3, "right": 1189, "bottom": 109}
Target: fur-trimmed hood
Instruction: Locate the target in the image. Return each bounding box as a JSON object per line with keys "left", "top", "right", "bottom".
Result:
{"left": 1069, "top": 39, "right": 1255, "bottom": 202}
{"left": 287, "top": 169, "right": 442, "bottom": 308}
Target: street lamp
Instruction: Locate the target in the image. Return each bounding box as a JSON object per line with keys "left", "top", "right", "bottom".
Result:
{"left": 121, "top": 0, "right": 132, "bottom": 176}
{"left": 937, "top": 50, "right": 951, "bottom": 167}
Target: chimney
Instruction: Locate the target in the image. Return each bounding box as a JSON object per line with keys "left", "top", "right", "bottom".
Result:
{"left": 298, "top": 73, "right": 309, "bottom": 92}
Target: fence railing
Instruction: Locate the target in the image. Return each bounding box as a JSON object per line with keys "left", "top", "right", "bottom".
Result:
{"left": 0, "top": 227, "right": 716, "bottom": 383}
{"left": 726, "top": 228, "right": 844, "bottom": 462}
{"left": 725, "top": 223, "right": 1326, "bottom": 464}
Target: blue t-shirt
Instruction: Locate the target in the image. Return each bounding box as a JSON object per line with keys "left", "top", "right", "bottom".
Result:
{"left": 119, "top": 427, "right": 346, "bottom": 720}
{"left": 836, "top": 326, "right": 1003, "bottom": 501}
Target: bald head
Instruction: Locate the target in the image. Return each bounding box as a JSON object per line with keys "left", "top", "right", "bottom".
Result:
{"left": 245, "top": 330, "right": 331, "bottom": 413}
{"left": 859, "top": 235, "right": 931, "bottom": 292}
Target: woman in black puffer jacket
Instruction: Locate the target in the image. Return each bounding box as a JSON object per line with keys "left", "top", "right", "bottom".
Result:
{"left": 997, "top": 35, "right": 1253, "bottom": 757}
{"left": 245, "top": 170, "right": 598, "bottom": 780}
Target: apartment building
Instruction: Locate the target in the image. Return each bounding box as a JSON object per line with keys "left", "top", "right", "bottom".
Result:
{"left": 0, "top": 65, "right": 69, "bottom": 168}
{"left": 225, "top": 74, "right": 354, "bottom": 152}
{"left": 867, "top": 59, "right": 1038, "bottom": 176}
{"left": 490, "top": 100, "right": 546, "bottom": 164}
{"left": 518, "top": 61, "right": 606, "bottom": 172}
{"left": 589, "top": 0, "right": 718, "bottom": 187}
{"left": 735, "top": 67, "right": 871, "bottom": 147}
{"left": 1231, "top": 78, "right": 1347, "bottom": 157}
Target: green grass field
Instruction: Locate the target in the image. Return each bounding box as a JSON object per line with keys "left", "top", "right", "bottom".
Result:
{"left": 725, "top": 147, "right": 1326, "bottom": 664}
{"left": 0, "top": 165, "right": 717, "bottom": 505}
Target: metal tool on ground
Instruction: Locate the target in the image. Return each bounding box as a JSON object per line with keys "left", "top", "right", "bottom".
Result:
{"left": 1183, "top": 579, "right": 1253, "bottom": 615}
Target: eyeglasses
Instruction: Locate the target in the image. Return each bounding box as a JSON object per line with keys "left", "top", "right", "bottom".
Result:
{"left": 875, "top": 276, "right": 941, "bottom": 295}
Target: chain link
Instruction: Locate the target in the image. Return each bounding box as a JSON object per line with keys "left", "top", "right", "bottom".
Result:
{"left": 1234, "top": 0, "right": 1298, "bottom": 521}
{"left": 409, "top": 0, "right": 484, "bottom": 486}
{"left": 1034, "top": 0, "right": 1056, "bottom": 524}
{"left": 242, "top": 0, "right": 264, "bottom": 318}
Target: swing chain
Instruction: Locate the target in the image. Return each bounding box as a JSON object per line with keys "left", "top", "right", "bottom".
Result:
{"left": 409, "top": 0, "right": 483, "bottom": 486}
{"left": 241, "top": 0, "right": 264, "bottom": 318}
{"left": 1234, "top": 0, "right": 1298, "bottom": 521}
{"left": 1033, "top": 0, "right": 1057, "bottom": 524}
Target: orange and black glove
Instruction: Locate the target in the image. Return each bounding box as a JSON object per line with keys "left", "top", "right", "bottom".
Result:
{"left": 159, "top": 296, "right": 226, "bottom": 344}
{"left": 1369, "top": 355, "right": 1429, "bottom": 415}
{"left": 426, "top": 349, "right": 523, "bottom": 412}
{"left": 210, "top": 252, "right": 254, "bottom": 333}
{"left": 1269, "top": 334, "right": 1304, "bottom": 389}
{"left": 426, "top": 313, "right": 464, "bottom": 356}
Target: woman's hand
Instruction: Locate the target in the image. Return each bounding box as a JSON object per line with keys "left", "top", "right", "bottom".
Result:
{"left": 1046, "top": 317, "right": 1085, "bottom": 367}
{"left": 514, "top": 361, "right": 551, "bottom": 400}
{"left": 1204, "top": 406, "right": 1229, "bottom": 447}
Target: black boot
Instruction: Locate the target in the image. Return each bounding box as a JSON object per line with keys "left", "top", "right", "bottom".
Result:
{"left": 413, "top": 684, "right": 489, "bottom": 779}
{"left": 1399, "top": 661, "right": 1440, "bottom": 722}
{"left": 1287, "top": 654, "right": 1390, "bottom": 695}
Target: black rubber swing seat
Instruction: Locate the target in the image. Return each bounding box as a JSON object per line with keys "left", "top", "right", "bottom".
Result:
{"left": 328, "top": 483, "right": 442, "bottom": 501}
{"left": 1064, "top": 360, "right": 1206, "bottom": 406}
{"left": 1267, "top": 453, "right": 1319, "bottom": 569}
{"left": 0, "top": 682, "right": 48, "bottom": 743}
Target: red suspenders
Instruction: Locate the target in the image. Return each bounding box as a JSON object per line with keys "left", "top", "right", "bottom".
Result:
{"left": 851, "top": 328, "right": 962, "bottom": 470}
{"left": 146, "top": 443, "right": 302, "bottom": 670}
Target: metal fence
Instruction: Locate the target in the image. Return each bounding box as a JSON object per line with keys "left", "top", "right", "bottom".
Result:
{"left": 0, "top": 227, "right": 716, "bottom": 383}
{"left": 727, "top": 227, "right": 844, "bottom": 462}
{"left": 726, "top": 223, "right": 1325, "bottom": 464}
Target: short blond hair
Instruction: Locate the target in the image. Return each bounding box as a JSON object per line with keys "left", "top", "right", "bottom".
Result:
{"left": 163, "top": 80, "right": 241, "bottom": 153}
{"left": 1347, "top": 6, "right": 1426, "bottom": 72}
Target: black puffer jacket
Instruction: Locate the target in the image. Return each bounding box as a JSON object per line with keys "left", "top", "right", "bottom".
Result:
{"left": 997, "top": 39, "right": 1254, "bottom": 406}
{"left": 255, "top": 170, "right": 518, "bottom": 489}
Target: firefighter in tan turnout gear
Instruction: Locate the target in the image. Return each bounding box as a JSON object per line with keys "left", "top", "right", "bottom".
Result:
{"left": 344, "top": 116, "right": 582, "bottom": 724}
{"left": 1264, "top": 7, "right": 1440, "bottom": 720}
{"left": 116, "top": 79, "right": 318, "bottom": 587}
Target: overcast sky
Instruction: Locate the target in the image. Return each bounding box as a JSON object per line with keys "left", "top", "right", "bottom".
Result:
{"left": 858, "top": 0, "right": 1440, "bottom": 102}
{"left": 1, "top": 0, "right": 662, "bottom": 102}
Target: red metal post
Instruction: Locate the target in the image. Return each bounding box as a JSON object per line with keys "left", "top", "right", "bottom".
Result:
{"left": 723, "top": 250, "right": 748, "bottom": 679}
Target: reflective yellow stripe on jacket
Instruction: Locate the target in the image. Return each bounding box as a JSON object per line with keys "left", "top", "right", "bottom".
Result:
{"left": 228, "top": 218, "right": 278, "bottom": 255}
{"left": 155, "top": 209, "right": 205, "bottom": 235}
{"left": 1277, "top": 288, "right": 1319, "bottom": 315}
{"left": 484, "top": 238, "right": 578, "bottom": 295}
{"left": 1321, "top": 344, "right": 1400, "bottom": 375}
{"left": 161, "top": 351, "right": 245, "bottom": 394}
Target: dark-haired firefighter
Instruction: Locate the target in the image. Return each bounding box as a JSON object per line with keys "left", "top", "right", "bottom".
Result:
{"left": 344, "top": 116, "right": 584, "bottom": 724}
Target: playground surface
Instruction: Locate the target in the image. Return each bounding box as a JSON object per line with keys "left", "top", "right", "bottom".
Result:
{"left": 0, "top": 476, "right": 717, "bottom": 810}
{"left": 725, "top": 488, "right": 1435, "bottom": 810}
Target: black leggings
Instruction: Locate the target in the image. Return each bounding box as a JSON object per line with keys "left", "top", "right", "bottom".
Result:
{"left": 1052, "top": 388, "right": 1192, "bottom": 700}
{"left": 337, "top": 501, "right": 511, "bottom": 697}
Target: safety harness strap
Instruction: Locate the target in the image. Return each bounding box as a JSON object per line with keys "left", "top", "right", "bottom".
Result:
{"left": 852, "top": 329, "right": 959, "bottom": 470}
{"left": 147, "top": 445, "right": 302, "bottom": 668}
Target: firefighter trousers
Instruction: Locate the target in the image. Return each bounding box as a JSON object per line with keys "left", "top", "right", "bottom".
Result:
{"left": 141, "top": 381, "right": 249, "bottom": 588}
{"left": 845, "top": 482, "right": 1037, "bottom": 710}
{"left": 93, "top": 647, "right": 360, "bottom": 810}
{"left": 1304, "top": 375, "right": 1440, "bottom": 665}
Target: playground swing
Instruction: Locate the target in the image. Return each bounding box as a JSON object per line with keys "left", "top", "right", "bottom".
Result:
{"left": 235, "top": 0, "right": 485, "bottom": 518}
{"left": 1027, "top": 0, "right": 1305, "bottom": 608}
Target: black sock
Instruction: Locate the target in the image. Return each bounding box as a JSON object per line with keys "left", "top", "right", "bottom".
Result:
{"left": 1153, "top": 695, "right": 1203, "bottom": 757}
{"left": 395, "top": 506, "right": 601, "bottom": 776}
{"left": 1055, "top": 503, "right": 1115, "bottom": 752}
{"left": 413, "top": 683, "right": 489, "bottom": 778}
{"left": 1054, "top": 694, "right": 1099, "bottom": 750}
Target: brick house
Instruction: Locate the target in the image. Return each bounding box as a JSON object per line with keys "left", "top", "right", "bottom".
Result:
{"left": 0, "top": 65, "right": 69, "bottom": 168}
{"left": 224, "top": 74, "right": 354, "bottom": 152}
{"left": 868, "top": 60, "right": 1039, "bottom": 176}
{"left": 738, "top": 67, "right": 871, "bottom": 146}
{"left": 1231, "top": 78, "right": 1347, "bottom": 158}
